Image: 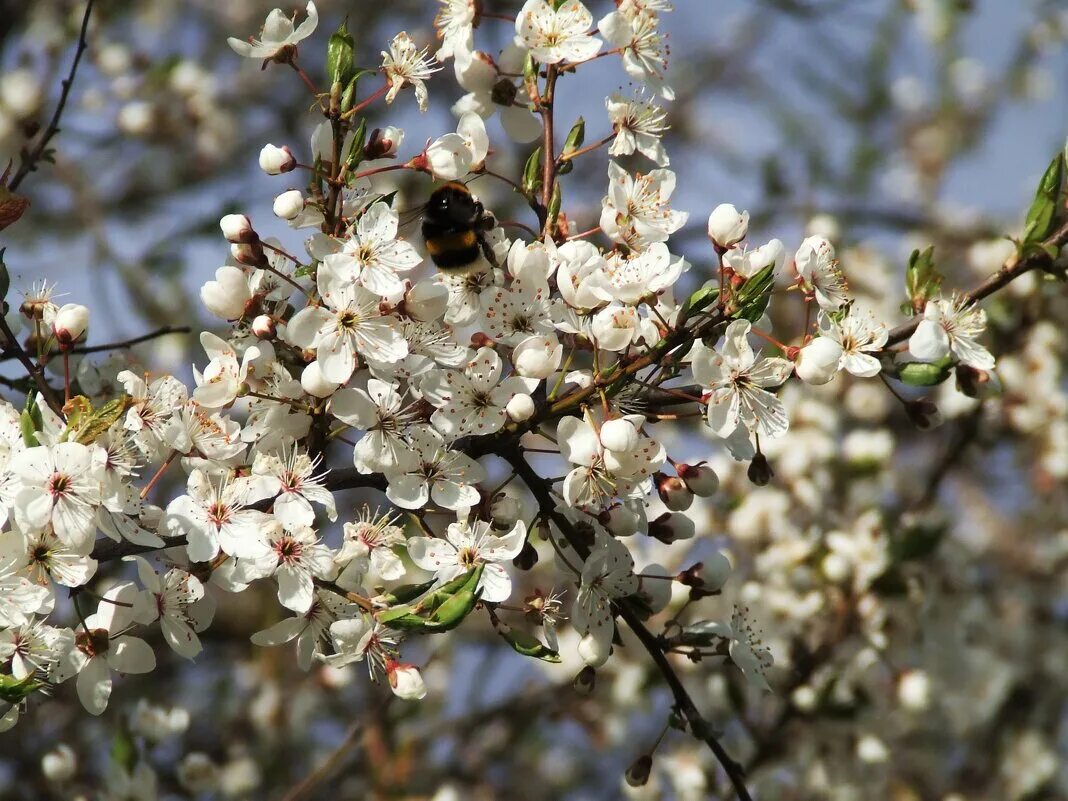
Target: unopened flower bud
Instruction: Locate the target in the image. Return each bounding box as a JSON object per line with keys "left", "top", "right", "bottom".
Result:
{"left": 258, "top": 143, "right": 296, "bottom": 175}
{"left": 52, "top": 303, "right": 89, "bottom": 349}
{"left": 365, "top": 126, "right": 404, "bottom": 159}
{"left": 647, "top": 511, "right": 695, "bottom": 544}
{"left": 251, "top": 314, "right": 276, "bottom": 340}
{"left": 655, "top": 473, "right": 694, "bottom": 511}
{"left": 512, "top": 540, "right": 538, "bottom": 571}
{"left": 272, "top": 190, "right": 304, "bottom": 220}
{"left": 955, "top": 364, "right": 989, "bottom": 398}
{"left": 490, "top": 491, "right": 521, "bottom": 528}
{"left": 600, "top": 503, "right": 639, "bottom": 537}
{"left": 506, "top": 393, "right": 535, "bottom": 422}
{"left": 707, "top": 203, "right": 749, "bottom": 249}
{"left": 386, "top": 661, "right": 427, "bottom": 700}
{"left": 300, "top": 361, "right": 339, "bottom": 398}
{"left": 219, "top": 213, "right": 257, "bottom": 244}
{"left": 904, "top": 398, "right": 943, "bottom": 430}
{"left": 230, "top": 242, "right": 266, "bottom": 267}
{"left": 512, "top": 335, "right": 563, "bottom": 379}
{"left": 625, "top": 754, "right": 653, "bottom": 787}
{"left": 747, "top": 454, "right": 774, "bottom": 486}
{"left": 573, "top": 665, "right": 596, "bottom": 695}
{"left": 578, "top": 632, "right": 611, "bottom": 667}
{"left": 600, "top": 418, "right": 639, "bottom": 453}
{"left": 41, "top": 744, "right": 77, "bottom": 783}
{"left": 897, "top": 669, "right": 931, "bottom": 712}
{"left": 404, "top": 280, "right": 449, "bottom": 322}
{"left": 201, "top": 265, "right": 252, "bottom": 320}
{"left": 795, "top": 337, "right": 843, "bottom": 385}
{"left": 676, "top": 462, "right": 719, "bottom": 497}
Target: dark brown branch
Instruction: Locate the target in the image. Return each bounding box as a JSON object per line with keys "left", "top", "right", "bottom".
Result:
{"left": 0, "top": 314, "right": 63, "bottom": 415}
{"left": 0, "top": 325, "right": 192, "bottom": 363}
{"left": 503, "top": 448, "right": 753, "bottom": 801}
{"left": 8, "top": 0, "right": 95, "bottom": 192}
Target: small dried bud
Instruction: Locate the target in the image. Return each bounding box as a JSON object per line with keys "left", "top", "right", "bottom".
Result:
{"left": 955, "top": 364, "right": 989, "bottom": 398}
{"left": 904, "top": 398, "right": 943, "bottom": 430}
{"left": 573, "top": 665, "right": 596, "bottom": 695}
{"left": 747, "top": 454, "right": 773, "bottom": 486}
{"left": 625, "top": 754, "right": 653, "bottom": 787}
{"left": 491, "top": 77, "right": 519, "bottom": 106}
{"left": 512, "top": 540, "right": 539, "bottom": 571}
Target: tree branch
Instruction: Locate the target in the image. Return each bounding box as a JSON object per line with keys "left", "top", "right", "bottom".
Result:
{"left": 0, "top": 314, "right": 63, "bottom": 415}
{"left": 503, "top": 448, "right": 753, "bottom": 801}
{"left": 8, "top": 0, "right": 95, "bottom": 192}
{"left": 885, "top": 221, "right": 1068, "bottom": 347}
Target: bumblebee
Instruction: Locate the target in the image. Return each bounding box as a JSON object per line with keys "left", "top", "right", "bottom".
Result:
{"left": 421, "top": 182, "right": 498, "bottom": 271}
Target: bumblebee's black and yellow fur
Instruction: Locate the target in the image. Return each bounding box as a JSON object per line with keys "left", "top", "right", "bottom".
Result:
{"left": 422, "top": 182, "right": 497, "bottom": 271}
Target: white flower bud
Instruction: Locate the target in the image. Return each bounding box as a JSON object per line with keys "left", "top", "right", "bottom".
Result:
{"left": 506, "top": 393, "right": 535, "bottom": 422}
{"left": 707, "top": 203, "right": 749, "bottom": 248}
{"left": 676, "top": 462, "right": 719, "bottom": 497}
{"left": 600, "top": 504, "right": 638, "bottom": 537}
{"left": 366, "top": 125, "right": 404, "bottom": 158}
{"left": 599, "top": 418, "right": 639, "bottom": 453}
{"left": 251, "top": 315, "right": 276, "bottom": 340}
{"left": 648, "top": 511, "right": 695, "bottom": 544}
{"left": 405, "top": 280, "right": 449, "bottom": 322}
{"left": 0, "top": 68, "right": 41, "bottom": 118}
{"left": 387, "top": 662, "right": 427, "bottom": 700}
{"left": 897, "top": 669, "right": 931, "bottom": 712}
{"left": 512, "top": 335, "right": 563, "bottom": 379}
{"left": 230, "top": 242, "right": 265, "bottom": 267}
{"left": 821, "top": 552, "right": 850, "bottom": 583}
{"left": 52, "top": 303, "right": 89, "bottom": 347}
{"left": 578, "top": 632, "right": 611, "bottom": 667}
{"left": 117, "top": 100, "right": 154, "bottom": 135}
{"left": 272, "top": 190, "right": 304, "bottom": 220}
{"left": 856, "top": 734, "right": 889, "bottom": 764}
{"left": 795, "top": 337, "right": 843, "bottom": 385}
{"left": 300, "top": 361, "right": 340, "bottom": 398}
{"left": 637, "top": 564, "right": 673, "bottom": 614}
{"left": 258, "top": 144, "right": 296, "bottom": 175}
{"left": 656, "top": 475, "right": 694, "bottom": 511}
{"left": 201, "top": 265, "right": 252, "bottom": 320}
{"left": 41, "top": 744, "right": 77, "bottom": 782}
{"left": 490, "top": 491, "right": 522, "bottom": 528}
{"left": 177, "top": 753, "right": 219, "bottom": 794}
{"left": 219, "top": 213, "right": 256, "bottom": 244}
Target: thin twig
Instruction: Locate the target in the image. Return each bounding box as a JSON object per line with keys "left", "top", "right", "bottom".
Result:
{"left": 9, "top": 0, "right": 95, "bottom": 192}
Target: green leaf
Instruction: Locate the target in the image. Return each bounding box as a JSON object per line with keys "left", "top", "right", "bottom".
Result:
{"left": 20, "top": 393, "right": 41, "bottom": 448}
{"left": 0, "top": 672, "right": 44, "bottom": 704}
{"left": 344, "top": 117, "right": 368, "bottom": 174}
{"left": 425, "top": 588, "right": 480, "bottom": 632}
{"left": 897, "top": 360, "right": 953, "bottom": 387}
{"left": 904, "top": 246, "right": 941, "bottom": 313}
{"left": 557, "top": 117, "right": 585, "bottom": 175}
{"left": 522, "top": 147, "right": 543, "bottom": 197}
{"left": 733, "top": 263, "right": 775, "bottom": 322}
{"left": 375, "top": 605, "right": 431, "bottom": 631}
{"left": 547, "top": 182, "right": 562, "bottom": 225}
{"left": 376, "top": 579, "right": 437, "bottom": 607}
{"left": 499, "top": 628, "right": 561, "bottom": 662}
{"left": 1023, "top": 150, "right": 1064, "bottom": 246}
{"left": 326, "top": 20, "right": 356, "bottom": 86}
{"left": 680, "top": 283, "right": 719, "bottom": 324}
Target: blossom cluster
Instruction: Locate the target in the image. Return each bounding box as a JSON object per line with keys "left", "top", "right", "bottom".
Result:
{"left": 2, "top": 4, "right": 1042, "bottom": 795}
